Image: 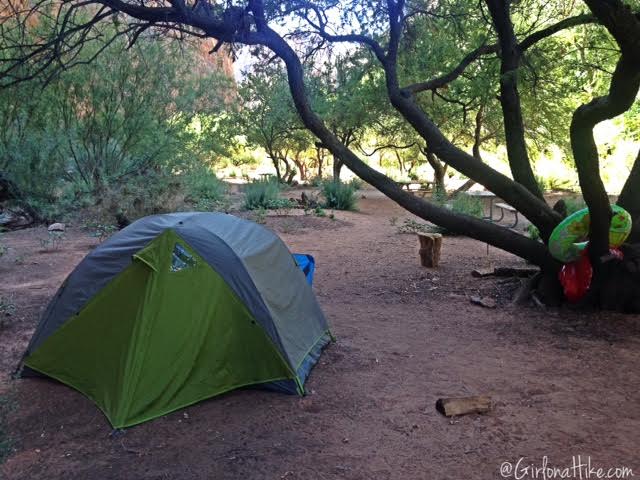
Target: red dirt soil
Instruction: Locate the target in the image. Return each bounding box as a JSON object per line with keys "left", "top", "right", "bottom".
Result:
{"left": 1, "top": 191, "right": 640, "bottom": 480}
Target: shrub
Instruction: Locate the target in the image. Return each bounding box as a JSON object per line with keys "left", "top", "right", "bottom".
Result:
{"left": 184, "top": 167, "right": 227, "bottom": 203}
{"left": 308, "top": 175, "right": 324, "bottom": 187}
{"left": 449, "top": 192, "right": 484, "bottom": 218}
{"left": 348, "top": 177, "right": 364, "bottom": 190}
{"left": 321, "top": 180, "right": 357, "bottom": 211}
{"left": 243, "top": 179, "right": 293, "bottom": 210}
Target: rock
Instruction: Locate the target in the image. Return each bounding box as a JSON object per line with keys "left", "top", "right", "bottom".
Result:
{"left": 47, "top": 223, "right": 66, "bottom": 232}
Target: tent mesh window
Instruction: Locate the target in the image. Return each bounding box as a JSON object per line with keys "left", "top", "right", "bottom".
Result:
{"left": 171, "top": 243, "right": 196, "bottom": 272}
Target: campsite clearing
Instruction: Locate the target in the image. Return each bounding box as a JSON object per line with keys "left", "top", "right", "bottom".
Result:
{"left": 2, "top": 190, "right": 640, "bottom": 479}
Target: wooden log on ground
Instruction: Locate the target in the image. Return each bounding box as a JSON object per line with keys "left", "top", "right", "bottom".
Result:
{"left": 435, "top": 396, "right": 492, "bottom": 417}
{"left": 493, "top": 266, "right": 539, "bottom": 277}
{"left": 417, "top": 233, "right": 442, "bottom": 268}
{"left": 471, "top": 267, "right": 495, "bottom": 278}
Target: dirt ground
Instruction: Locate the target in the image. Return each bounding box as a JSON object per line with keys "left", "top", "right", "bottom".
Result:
{"left": 1, "top": 191, "right": 640, "bottom": 480}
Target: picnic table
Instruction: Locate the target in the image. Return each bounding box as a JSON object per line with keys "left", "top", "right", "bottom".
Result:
{"left": 397, "top": 180, "right": 434, "bottom": 197}
{"left": 467, "top": 190, "right": 497, "bottom": 220}
{"left": 258, "top": 173, "right": 275, "bottom": 181}
{"left": 467, "top": 190, "right": 519, "bottom": 227}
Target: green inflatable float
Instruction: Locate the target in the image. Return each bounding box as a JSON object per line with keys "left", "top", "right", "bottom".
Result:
{"left": 548, "top": 204, "right": 632, "bottom": 263}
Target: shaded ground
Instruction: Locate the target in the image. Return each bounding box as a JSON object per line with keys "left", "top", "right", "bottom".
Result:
{"left": 1, "top": 190, "right": 640, "bottom": 479}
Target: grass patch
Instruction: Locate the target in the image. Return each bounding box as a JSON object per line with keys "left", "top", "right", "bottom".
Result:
{"left": 321, "top": 180, "right": 357, "bottom": 211}
{"left": 244, "top": 179, "right": 294, "bottom": 210}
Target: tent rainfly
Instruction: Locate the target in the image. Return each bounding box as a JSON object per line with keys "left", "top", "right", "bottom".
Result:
{"left": 19, "top": 212, "right": 331, "bottom": 428}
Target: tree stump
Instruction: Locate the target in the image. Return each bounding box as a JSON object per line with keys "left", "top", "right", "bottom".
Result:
{"left": 417, "top": 233, "right": 442, "bottom": 268}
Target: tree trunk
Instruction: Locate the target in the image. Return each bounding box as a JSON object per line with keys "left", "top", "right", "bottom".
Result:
{"left": 618, "top": 149, "right": 640, "bottom": 242}
{"left": 333, "top": 156, "right": 344, "bottom": 181}
{"left": 485, "top": 0, "right": 545, "bottom": 200}
{"left": 570, "top": 54, "right": 640, "bottom": 261}
{"left": 268, "top": 149, "right": 282, "bottom": 182}
{"left": 292, "top": 152, "right": 307, "bottom": 181}
{"left": 455, "top": 108, "right": 486, "bottom": 195}
{"left": 424, "top": 149, "right": 446, "bottom": 192}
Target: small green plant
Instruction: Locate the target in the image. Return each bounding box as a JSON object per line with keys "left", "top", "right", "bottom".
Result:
{"left": 85, "top": 222, "right": 117, "bottom": 242}
{"left": 449, "top": 192, "right": 484, "bottom": 218}
{"left": 431, "top": 185, "right": 448, "bottom": 204}
{"left": 40, "top": 231, "right": 66, "bottom": 250}
{"left": 184, "top": 166, "right": 227, "bottom": 204}
{"left": 389, "top": 216, "right": 398, "bottom": 226}
{"left": 526, "top": 223, "right": 541, "bottom": 241}
{"left": 244, "top": 179, "right": 293, "bottom": 210}
{"left": 251, "top": 207, "right": 268, "bottom": 224}
{"left": 320, "top": 180, "right": 357, "bottom": 211}
{"left": 348, "top": 177, "right": 364, "bottom": 190}
{"left": 308, "top": 175, "right": 324, "bottom": 187}
{"left": 314, "top": 206, "right": 326, "bottom": 217}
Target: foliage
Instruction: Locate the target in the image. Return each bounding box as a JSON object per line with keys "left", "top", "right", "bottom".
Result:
{"left": 448, "top": 193, "right": 484, "bottom": 219}
{"left": 320, "top": 180, "right": 358, "bottom": 211}
{"left": 40, "top": 231, "right": 66, "bottom": 251}
{"left": 236, "top": 65, "right": 314, "bottom": 183}
{"left": 243, "top": 179, "right": 294, "bottom": 210}
{"left": 84, "top": 222, "right": 117, "bottom": 243}
{"left": 0, "top": 24, "right": 229, "bottom": 220}
{"left": 348, "top": 178, "right": 364, "bottom": 190}
{"left": 183, "top": 166, "right": 228, "bottom": 204}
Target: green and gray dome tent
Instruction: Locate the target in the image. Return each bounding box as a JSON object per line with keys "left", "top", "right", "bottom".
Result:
{"left": 20, "top": 212, "right": 331, "bottom": 428}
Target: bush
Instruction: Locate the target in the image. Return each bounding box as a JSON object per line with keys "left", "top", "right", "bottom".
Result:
{"left": 321, "top": 180, "right": 357, "bottom": 211}
{"left": 348, "top": 177, "right": 364, "bottom": 190}
{"left": 184, "top": 166, "right": 227, "bottom": 203}
{"left": 449, "top": 192, "right": 484, "bottom": 218}
{"left": 308, "top": 175, "right": 324, "bottom": 187}
{"left": 244, "top": 179, "right": 293, "bottom": 210}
